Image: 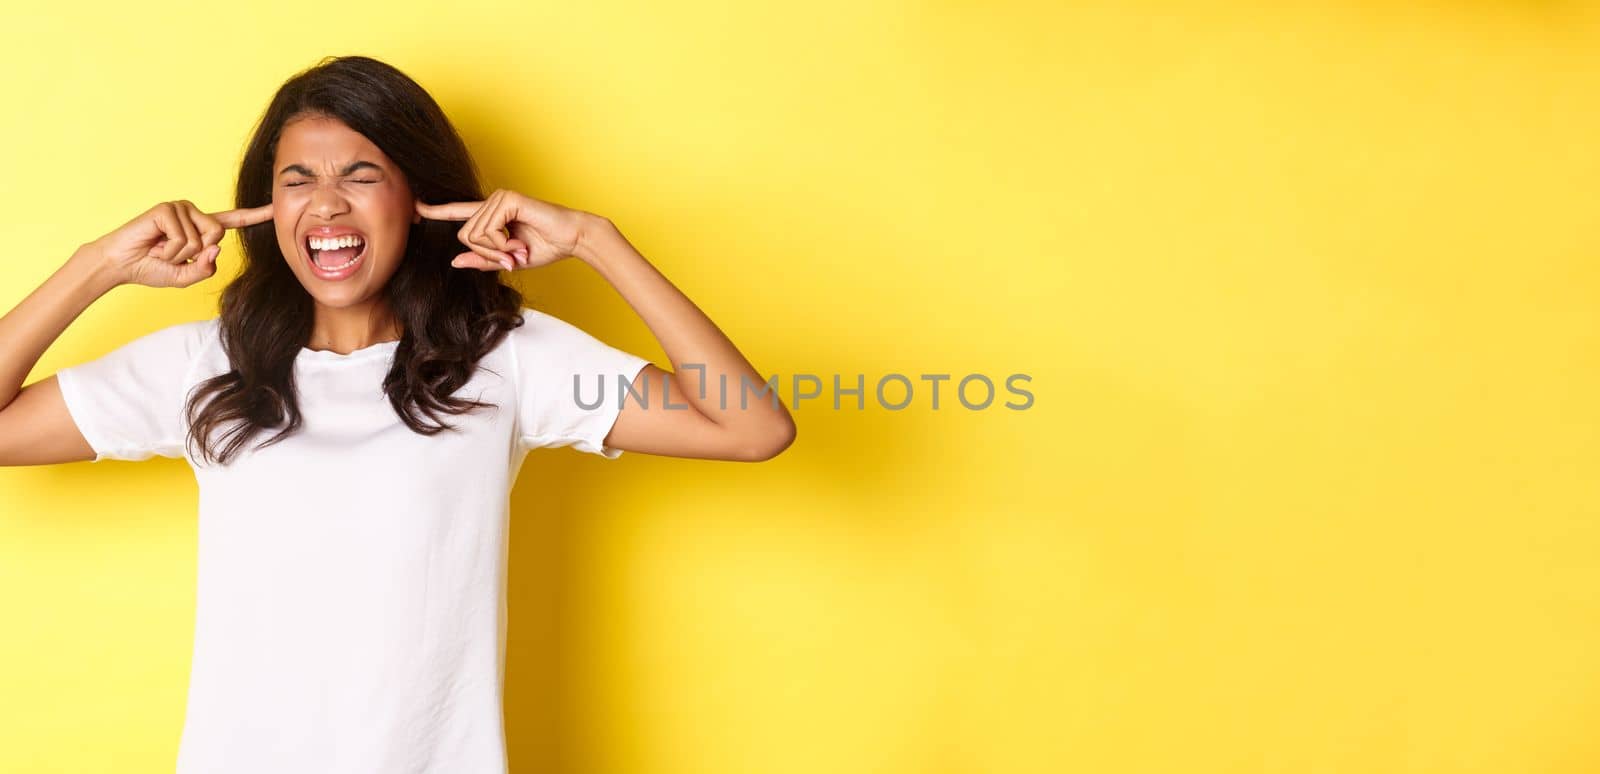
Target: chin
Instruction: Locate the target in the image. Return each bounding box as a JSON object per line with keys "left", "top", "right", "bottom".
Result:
{"left": 304, "top": 287, "right": 377, "bottom": 307}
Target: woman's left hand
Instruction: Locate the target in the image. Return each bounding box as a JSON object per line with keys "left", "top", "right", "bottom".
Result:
{"left": 415, "top": 189, "right": 595, "bottom": 272}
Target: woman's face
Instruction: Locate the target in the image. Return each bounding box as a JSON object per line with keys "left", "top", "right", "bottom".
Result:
{"left": 271, "top": 114, "right": 417, "bottom": 308}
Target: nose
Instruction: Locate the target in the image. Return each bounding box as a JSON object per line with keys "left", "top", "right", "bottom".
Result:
{"left": 307, "top": 183, "right": 351, "bottom": 219}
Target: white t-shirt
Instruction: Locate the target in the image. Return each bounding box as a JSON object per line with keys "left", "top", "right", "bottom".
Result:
{"left": 54, "top": 307, "right": 651, "bottom": 774}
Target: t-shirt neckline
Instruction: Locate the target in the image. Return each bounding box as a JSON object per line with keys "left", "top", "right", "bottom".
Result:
{"left": 297, "top": 339, "right": 401, "bottom": 363}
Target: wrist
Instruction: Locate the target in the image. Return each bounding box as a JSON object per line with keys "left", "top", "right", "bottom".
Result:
{"left": 65, "top": 242, "right": 125, "bottom": 296}
{"left": 572, "top": 211, "right": 619, "bottom": 266}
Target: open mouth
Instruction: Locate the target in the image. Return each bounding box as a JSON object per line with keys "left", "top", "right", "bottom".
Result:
{"left": 304, "top": 232, "right": 368, "bottom": 278}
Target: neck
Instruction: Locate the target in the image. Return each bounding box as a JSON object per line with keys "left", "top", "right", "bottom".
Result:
{"left": 306, "top": 301, "right": 402, "bottom": 355}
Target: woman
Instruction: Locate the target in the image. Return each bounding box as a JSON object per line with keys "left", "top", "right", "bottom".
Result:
{"left": 0, "top": 55, "right": 795, "bottom": 772}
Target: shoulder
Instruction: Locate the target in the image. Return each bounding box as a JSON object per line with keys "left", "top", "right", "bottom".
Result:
{"left": 55, "top": 316, "right": 223, "bottom": 410}
{"left": 98, "top": 316, "right": 221, "bottom": 363}
{"left": 510, "top": 306, "right": 584, "bottom": 337}
{"left": 503, "top": 306, "right": 650, "bottom": 380}
{"left": 156, "top": 316, "right": 223, "bottom": 364}
{"left": 506, "top": 307, "right": 607, "bottom": 357}
{"left": 119, "top": 317, "right": 226, "bottom": 385}
{"left": 164, "top": 316, "right": 222, "bottom": 348}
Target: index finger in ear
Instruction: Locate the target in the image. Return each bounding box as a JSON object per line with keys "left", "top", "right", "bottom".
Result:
{"left": 415, "top": 199, "right": 484, "bottom": 222}
{"left": 210, "top": 204, "right": 274, "bottom": 230}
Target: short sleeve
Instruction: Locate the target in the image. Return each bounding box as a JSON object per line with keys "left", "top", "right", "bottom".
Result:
{"left": 511, "top": 308, "right": 652, "bottom": 459}
{"left": 54, "top": 318, "right": 217, "bottom": 463}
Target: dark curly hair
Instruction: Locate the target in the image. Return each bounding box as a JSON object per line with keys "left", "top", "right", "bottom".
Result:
{"left": 185, "top": 55, "right": 524, "bottom": 466}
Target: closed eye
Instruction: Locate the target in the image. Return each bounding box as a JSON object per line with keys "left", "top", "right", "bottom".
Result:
{"left": 283, "top": 179, "right": 379, "bottom": 187}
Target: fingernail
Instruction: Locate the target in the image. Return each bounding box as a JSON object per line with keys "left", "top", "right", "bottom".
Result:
{"left": 501, "top": 259, "right": 514, "bottom": 271}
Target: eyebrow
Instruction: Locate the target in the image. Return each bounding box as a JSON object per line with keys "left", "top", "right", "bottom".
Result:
{"left": 277, "top": 160, "right": 383, "bottom": 177}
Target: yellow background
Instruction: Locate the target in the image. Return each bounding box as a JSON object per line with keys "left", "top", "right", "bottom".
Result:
{"left": 3, "top": 1, "right": 1598, "bottom": 772}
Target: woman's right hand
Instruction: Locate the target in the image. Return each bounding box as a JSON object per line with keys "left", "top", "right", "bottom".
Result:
{"left": 82, "top": 200, "right": 274, "bottom": 288}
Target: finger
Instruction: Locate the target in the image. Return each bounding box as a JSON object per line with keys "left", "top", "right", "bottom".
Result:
{"left": 151, "top": 204, "right": 188, "bottom": 264}
{"left": 464, "top": 189, "right": 499, "bottom": 241}
{"left": 450, "top": 251, "right": 509, "bottom": 271}
{"left": 417, "top": 199, "right": 485, "bottom": 222}
{"left": 472, "top": 203, "right": 516, "bottom": 256}
{"left": 126, "top": 203, "right": 172, "bottom": 243}
{"left": 467, "top": 192, "right": 516, "bottom": 260}
{"left": 504, "top": 238, "right": 529, "bottom": 266}
{"left": 172, "top": 245, "right": 221, "bottom": 287}
{"left": 211, "top": 204, "right": 274, "bottom": 230}
{"left": 460, "top": 240, "right": 516, "bottom": 271}
{"left": 458, "top": 242, "right": 515, "bottom": 271}
{"left": 475, "top": 190, "right": 529, "bottom": 264}
{"left": 186, "top": 203, "right": 227, "bottom": 251}
{"left": 458, "top": 193, "right": 516, "bottom": 269}
{"left": 459, "top": 189, "right": 496, "bottom": 250}
{"left": 170, "top": 202, "right": 206, "bottom": 264}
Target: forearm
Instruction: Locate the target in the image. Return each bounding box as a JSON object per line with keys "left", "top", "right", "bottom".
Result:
{"left": 0, "top": 246, "right": 122, "bottom": 409}
{"left": 574, "top": 215, "right": 793, "bottom": 435}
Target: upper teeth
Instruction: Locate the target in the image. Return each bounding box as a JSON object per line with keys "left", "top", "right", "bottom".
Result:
{"left": 309, "top": 235, "right": 364, "bottom": 250}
